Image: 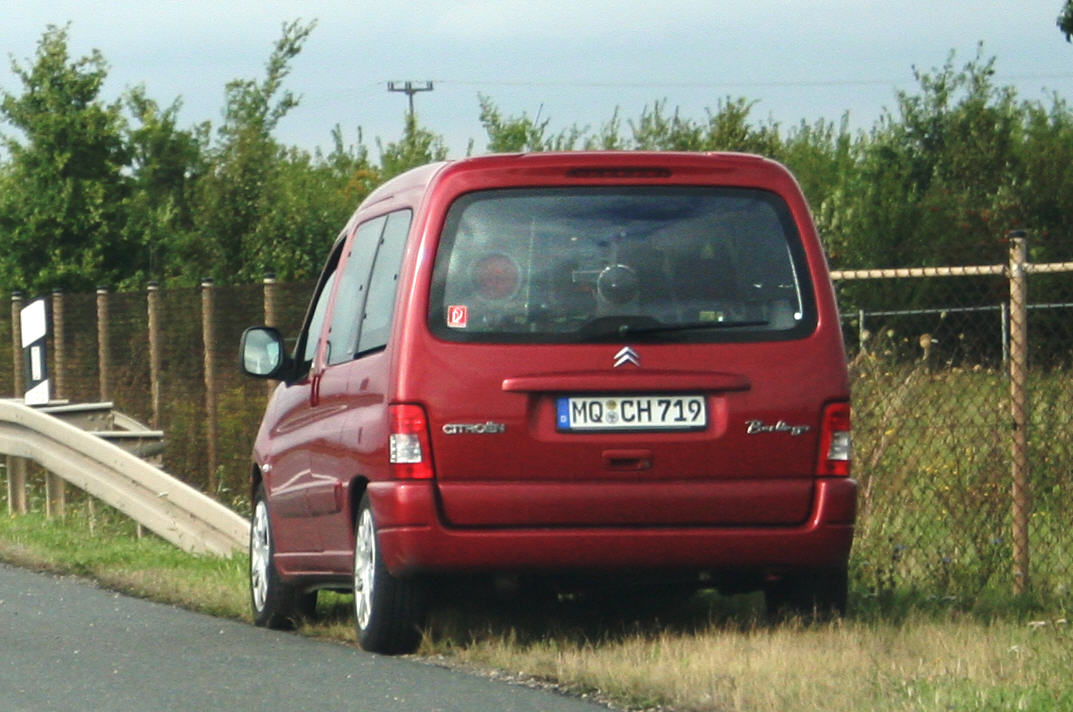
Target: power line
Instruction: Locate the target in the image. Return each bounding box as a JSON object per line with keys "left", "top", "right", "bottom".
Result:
{"left": 420, "top": 73, "right": 1073, "bottom": 91}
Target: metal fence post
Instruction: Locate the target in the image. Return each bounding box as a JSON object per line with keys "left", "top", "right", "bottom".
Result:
{"left": 1000, "top": 302, "right": 1010, "bottom": 365}
{"left": 202, "top": 279, "right": 218, "bottom": 493}
{"left": 857, "top": 308, "right": 866, "bottom": 352}
{"left": 7, "top": 291, "right": 27, "bottom": 515}
{"left": 1008, "top": 230, "right": 1030, "bottom": 594}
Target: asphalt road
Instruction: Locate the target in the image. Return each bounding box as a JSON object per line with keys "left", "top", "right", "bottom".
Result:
{"left": 0, "top": 562, "right": 608, "bottom": 712}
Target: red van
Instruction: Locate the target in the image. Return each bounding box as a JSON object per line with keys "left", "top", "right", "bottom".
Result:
{"left": 240, "top": 152, "right": 855, "bottom": 654}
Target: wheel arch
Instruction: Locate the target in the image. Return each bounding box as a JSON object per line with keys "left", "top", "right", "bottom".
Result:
{"left": 249, "top": 463, "right": 264, "bottom": 507}
{"left": 348, "top": 476, "right": 371, "bottom": 533}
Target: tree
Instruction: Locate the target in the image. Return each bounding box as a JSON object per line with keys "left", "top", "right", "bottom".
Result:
{"left": 478, "top": 94, "right": 582, "bottom": 152}
{"left": 122, "top": 87, "right": 209, "bottom": 285}
{"left": 193, "top": 19, "right": 317, "bottom": 282}
{"left": 623, "top": 98, "right": 779, "bottom": 153}
{"left": 776, "top": 115, "right": 859, "bottom": 235}
{"left": 1059, "top": 1, "right": 1073, "bottom": 40}
{"left": 377, "top": 113, "right": 448, "bottom": 180}
{"left": 820, "top": 49, "right": 1024, "bottom": 272}
{"left": 0, "top": 24, "right": 131, "bottom": 294}
{"left": 628, "top": 100, "right": 706, "bottom": 150}
{"left": 248, "top": 128, "right": 378, "bottom": 282}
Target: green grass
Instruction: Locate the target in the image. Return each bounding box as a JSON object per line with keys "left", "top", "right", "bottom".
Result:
{"left": 3, "top": 500, "right": 1073, "bottom": 712}
{"left": 0, "top": 503, "right": 249, "bottom": 619}
{"left": 850, "top": 355, "right": 1073, "bottom": 603}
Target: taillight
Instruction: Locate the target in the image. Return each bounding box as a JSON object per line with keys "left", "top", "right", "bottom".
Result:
{"left": 389, "top": 404, "right": 434, "bottom": 479}
{"left": 816, "top": 402, "right": 851, "bottom": 476}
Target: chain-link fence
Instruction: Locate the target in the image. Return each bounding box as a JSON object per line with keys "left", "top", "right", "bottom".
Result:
{"left": 2, "top": 241, "right": 1071, "bottom": 605}
{"left": 836, "top": 237, "right": 1073, "bottom": 604}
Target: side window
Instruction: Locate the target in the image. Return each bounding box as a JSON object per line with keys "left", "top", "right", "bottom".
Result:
{"left": 294, "top": 245, "right": 343, "bottom": 377}
{"left": 357, "top": 210, "right": 413, "bottom": 354}
{"left": 326, "top": 216, "right": 386, "bottom": 365}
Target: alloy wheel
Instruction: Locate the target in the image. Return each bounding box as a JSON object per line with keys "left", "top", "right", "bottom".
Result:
{"left": 250, "top": 500, "right": 271, "bottom": 612}
{"left": 353, "top": 507, "right": 376, "bottom": 630}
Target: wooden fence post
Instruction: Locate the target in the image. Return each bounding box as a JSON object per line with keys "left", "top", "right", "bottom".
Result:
{"left": 7, "top": 291, "right": 27, "bottom": 515}
{"left": 263, "top": 272, "right": 278, "bottom": 327}
{"left": 202, "top": 279, "right": 218, "bottom": 493}
{"left": 263, "top": 273, "right": 278, "bottom": 399}
{"left": 96, "top": 286, "right": 111, "bottom": 403}
{"left": 47, "top": 289, "right": 66, "bottom": 517}
{"left": 51, "top": 289, "right": 66, "bottom": 399}
{"left": 147, "top": 282, "right": 162, "bottom": 429}
{"left": 1008, "top": 230, "right": 1030, "bottom": 594}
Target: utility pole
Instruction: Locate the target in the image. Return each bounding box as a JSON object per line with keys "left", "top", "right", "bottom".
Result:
{"left": 387, "top": 81, "right": 434, "bottom": 119}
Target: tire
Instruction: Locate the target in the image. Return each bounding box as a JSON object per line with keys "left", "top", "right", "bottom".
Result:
{"left": 352, "top": 494, "right": 424, "bottom": 654}
{"left": 765, "top": 566, "right": 848, "bottom": 623}
{"left": 250, "top": 484, "right": 317, "bottom": 628}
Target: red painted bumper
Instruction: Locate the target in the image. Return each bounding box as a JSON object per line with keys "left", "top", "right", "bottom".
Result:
{"left": 368, "top": 478, "right": 857, "bottom": 576}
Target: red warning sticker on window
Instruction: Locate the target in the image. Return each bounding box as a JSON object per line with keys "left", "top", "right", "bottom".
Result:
{"left": 447, "top": 305, "right": 468, "bottom": 329}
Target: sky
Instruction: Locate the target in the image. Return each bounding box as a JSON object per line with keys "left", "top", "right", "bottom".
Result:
{"left": 3, "top": 1, "right": 1073, "bottom": 158}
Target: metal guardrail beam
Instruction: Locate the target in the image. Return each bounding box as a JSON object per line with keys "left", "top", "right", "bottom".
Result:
{"left": 40, "top": 401, "right": 166, "bottom": 459}
{"left": 0, "top": 399, "right": 248, "bottom": 556}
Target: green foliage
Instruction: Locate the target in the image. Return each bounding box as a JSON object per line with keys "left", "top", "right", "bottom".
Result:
{"left": 776, "top": 116, "right": 858, "bottom": 230}
{"left": 814, "top": 48, "right": 1072, "bottom": 314}
{"left": 1060, "top": 0, "right": 1073, "bottom": 41}
{"left": 193, "top": 19, "right": 319, "bottom": 283}
{"left": 377, "top": 113, "right": 448, "bottom": 180}
{"left": 820, "top": 49, "right": 1022, "bottom": 273}
{"left": 122, "top": 88, "right": 209, "bottom": 286}
{"left": 0, "top": 19, "right": 378, "bottom": 292}
{"left": 0, "top": 24, "right": 131, "bottom": 293}
{"left": 478, "top": 95, "right": 786, "bottom": 156}
{"left": 246, "top": 138, "right": 375, "bottom": 281}
{"left": 3, "top": 28, "right": 1073, "bottom": 296}
{"left": 1015, "top": 97, "right": 1073, "bottom": 261}
{"left": 627, "top": 97, "right": 782, "bottom": 153}
{"left": 478, "top": 94, "right": 582, "bottom": 152}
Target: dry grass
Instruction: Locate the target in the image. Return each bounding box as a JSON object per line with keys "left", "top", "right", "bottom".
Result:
{"left": 283, "top": 588, "right": 1073, "bottom": 712}
{"left": 438, "top": 614, "right": 1072, "bottom": 711}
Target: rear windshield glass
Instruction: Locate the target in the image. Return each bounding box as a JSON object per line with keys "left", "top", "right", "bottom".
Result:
{"left": 428, "top": 187, "right": 816, "bottom": 343}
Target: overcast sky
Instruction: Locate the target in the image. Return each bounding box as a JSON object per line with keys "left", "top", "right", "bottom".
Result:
{"left": 3, "top": 1, "right": 1073, "bottom": 157}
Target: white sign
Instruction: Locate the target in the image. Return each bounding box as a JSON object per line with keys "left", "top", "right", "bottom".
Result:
{"left": 20, "top": 298, "right": 50, "bottom": 405}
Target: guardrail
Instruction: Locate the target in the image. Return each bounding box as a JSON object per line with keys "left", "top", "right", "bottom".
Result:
{"left": 0, "top": 399, "right": 248, "bottom": 556}
{"left": 38, "top": 401, "right": 166, "bottom": 460}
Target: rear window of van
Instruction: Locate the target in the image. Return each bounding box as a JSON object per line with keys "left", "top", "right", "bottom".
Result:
{"left": 428, "top": 187, "right": 816, "bottom": 343}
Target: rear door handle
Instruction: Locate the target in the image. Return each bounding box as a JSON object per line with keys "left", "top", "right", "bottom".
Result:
{"left": 602, "top": 449, "right": 652, "bottom": 471}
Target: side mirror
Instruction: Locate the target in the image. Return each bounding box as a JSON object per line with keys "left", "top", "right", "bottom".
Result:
{"left": 239, "top": 327, "right": 290, "bottom": 380}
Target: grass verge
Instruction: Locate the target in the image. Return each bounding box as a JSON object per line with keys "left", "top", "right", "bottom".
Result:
{"left": 2, "top": 504, "right": 1072, "bottom": 712}
{"left": 0, "top": 506, "right": 249, "bottom": 619}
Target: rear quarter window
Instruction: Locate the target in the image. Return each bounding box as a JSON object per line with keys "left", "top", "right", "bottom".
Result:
{"left": 428, "top": 187, "right": 816, "bottom": 343}
{"left": 357, "top": 209, "right": 412, "bottom": 354}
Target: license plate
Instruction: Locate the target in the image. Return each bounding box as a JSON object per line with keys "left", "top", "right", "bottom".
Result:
{"left": 556, "top": 395, "right": 707, "bottom": 431}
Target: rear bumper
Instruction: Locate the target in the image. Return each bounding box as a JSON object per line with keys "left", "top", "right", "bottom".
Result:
{"left": 368, "top": 478, "right": 857, "bottom": 577}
